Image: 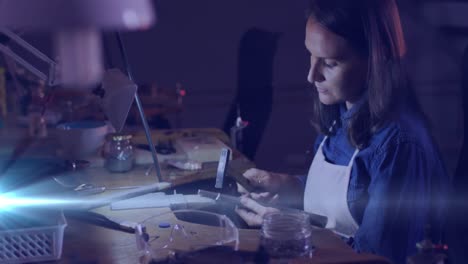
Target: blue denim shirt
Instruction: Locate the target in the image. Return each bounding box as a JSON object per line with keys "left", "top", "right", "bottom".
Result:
{"left": 309, "top": 102, "right": 450, "bottom": 264}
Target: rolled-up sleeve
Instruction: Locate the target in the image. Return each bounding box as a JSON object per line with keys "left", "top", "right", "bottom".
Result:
{"left": 353, "top": 139, "right": 449, "bottom": 264}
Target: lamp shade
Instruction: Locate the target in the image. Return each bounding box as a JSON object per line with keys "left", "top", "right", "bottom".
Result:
{"left": 0, "top": 0, "right": 155, "bottom": 31}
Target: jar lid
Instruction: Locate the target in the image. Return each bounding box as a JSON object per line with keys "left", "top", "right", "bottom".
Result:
{"left": 107, "top": 133, "right": 133, "bottom": 141}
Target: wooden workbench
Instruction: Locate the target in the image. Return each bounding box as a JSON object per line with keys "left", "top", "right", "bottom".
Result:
{"left": 1, "top": 125, "right": 390, "bottom": 263}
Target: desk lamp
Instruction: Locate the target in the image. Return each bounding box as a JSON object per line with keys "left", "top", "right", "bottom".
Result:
{"left": 0, "top": 0, "right": 163, "bottom": 182}
{"left": 0, "top": 0, "right": 154, "bottom": 89}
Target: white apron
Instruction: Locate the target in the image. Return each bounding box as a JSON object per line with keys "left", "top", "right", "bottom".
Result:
{"left": 304, "top": 136, "right": 360, "bottom": 238}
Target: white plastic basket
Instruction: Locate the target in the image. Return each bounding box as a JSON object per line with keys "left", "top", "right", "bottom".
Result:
{"left": 0, "top": 211, "right": 67, "bottom": 263}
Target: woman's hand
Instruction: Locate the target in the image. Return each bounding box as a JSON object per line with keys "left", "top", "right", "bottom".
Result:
{"left": 240, "top": 168, "right": 284, "bottom": 193}
{"left": 235, "top": 196, "right": 279, "bottom": 226}
{"left": 238, "top": 168, "right": 304, "bottom": 209}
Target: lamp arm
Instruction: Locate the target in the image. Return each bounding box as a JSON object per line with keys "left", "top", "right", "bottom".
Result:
{"left": 0, "top": 28, "right": 58, "bottom": 86}
{"left": 115, "top": 32, "right": 163, "bottom": 183}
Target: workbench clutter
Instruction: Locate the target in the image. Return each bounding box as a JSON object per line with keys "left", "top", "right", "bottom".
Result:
{"left": 55, "top": 120, "right": 110, "bottom": 162}
{"left": 136, "top": 209, "right": 240, "bottom": 264}
{"left": 54, "top": 125, "right": 233, "bottom": 173}
{"left": 102, "top": 133, "right": 135, "bottom": 173}
{"left": 110, "top": 192, "right": 215, "bottom": 210}
{"left": 55, "top": 121, "right": 140, "bottom": 173}
{"left": 134, "top": 134, "right": 233, "bottom": 164}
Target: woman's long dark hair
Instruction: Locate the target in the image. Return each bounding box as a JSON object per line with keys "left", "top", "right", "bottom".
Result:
{"left": 308, "top": 0, "right": 409, "bottom": 148}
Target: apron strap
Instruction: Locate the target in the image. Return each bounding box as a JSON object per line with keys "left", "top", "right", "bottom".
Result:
{"left": 319, "top": 136, "right": 359, "bottom": 167}
{"left": 318, "top": 136, "right": 328, "bottom": 150}
{"left": 347, "top": 148, "right": 360, "bottom": 167}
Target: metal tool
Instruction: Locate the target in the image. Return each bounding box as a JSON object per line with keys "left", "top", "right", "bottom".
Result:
{"left": 197, "top": 189, "right": 328, "bottom": 228}
{"left": 73, "top": 183, "right": 106, "bottom": 196}
{"left": 230, "top": 104, "right": 248, "bottom": 152}
{"left": 52, "top": 176, "right": 106, "bottom": 196}
{"left": 65, "top": 210, "right": 135, "bottom": 234}
{"left": 215, "top": 148, "right": 231, "bottom": 189}
{"left": 52, "top": 175, "right": 156, "bottom": 196}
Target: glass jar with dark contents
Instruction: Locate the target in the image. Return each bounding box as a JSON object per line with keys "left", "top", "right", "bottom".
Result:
{"left": 103, "top": 133, "right": 134, "bottom": 173}
{"left": 260, "top": 211, "right": 314, "bottom": 260}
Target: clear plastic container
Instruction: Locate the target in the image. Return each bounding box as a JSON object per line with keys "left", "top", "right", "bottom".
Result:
{"left": 0, "top": 211, "right": 67, "bottom": 263}
{"left": 260, "top": 211, "right": 314, "bottom": 260}
{"left": 135, "top": 209, "right": 239, "bottom": 263}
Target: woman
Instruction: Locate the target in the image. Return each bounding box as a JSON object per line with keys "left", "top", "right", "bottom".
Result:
{"left": 235, "top": 1, "right": 450, "bottom": 263}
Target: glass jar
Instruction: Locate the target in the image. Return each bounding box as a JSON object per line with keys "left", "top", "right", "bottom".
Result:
{"left": 260, "top": 211, "right": 314, "bottom": 260}
{"left": 104, "top": 133, "right": 134, "bottom": 173}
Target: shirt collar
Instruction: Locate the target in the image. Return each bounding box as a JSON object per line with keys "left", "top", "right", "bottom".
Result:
{"left": 340, "top": 95, "right": 367, "bottom": 122}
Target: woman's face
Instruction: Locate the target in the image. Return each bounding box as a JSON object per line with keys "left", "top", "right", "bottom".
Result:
{"left": 305, "top": 18, "right": 368, "bottom": 109}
